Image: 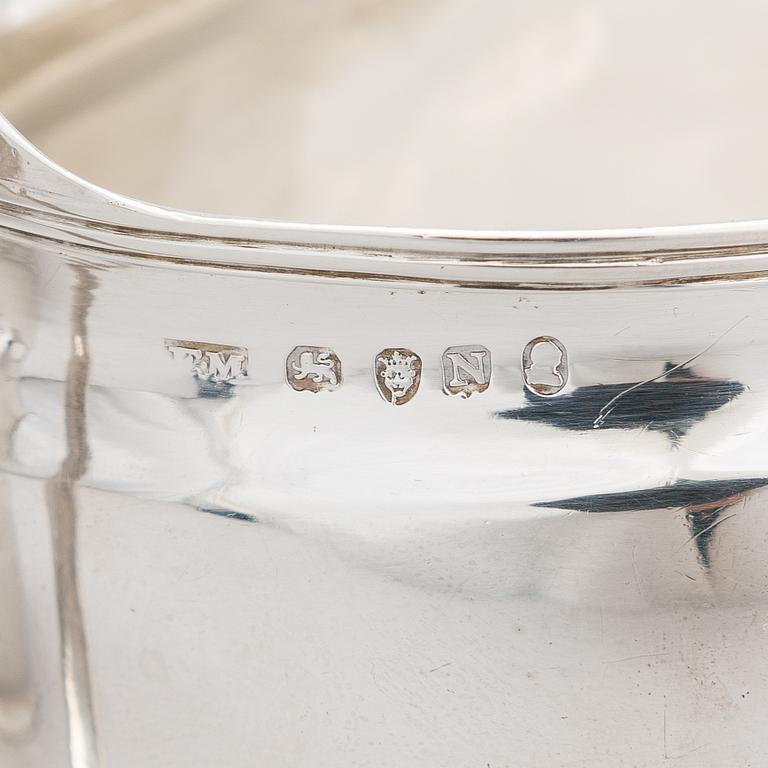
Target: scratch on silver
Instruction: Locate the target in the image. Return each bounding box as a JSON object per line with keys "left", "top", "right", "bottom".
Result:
{"left": 593, "top": 316, "right": 748, "bottom": 428}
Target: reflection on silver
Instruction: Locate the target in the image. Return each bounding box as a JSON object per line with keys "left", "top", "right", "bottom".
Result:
{"left": 45, "top": 267, "right": 100, "bottom": 768}
{"left": 0, "top": 499, "right": 36, "bottom": 742}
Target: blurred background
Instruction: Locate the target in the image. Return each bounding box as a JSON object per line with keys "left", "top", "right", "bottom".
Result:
{"left": 2, "top": 0, "right": 768, "bottom": 230}
{"left": 0, "top": 0, "right": 73, "bottom": 30}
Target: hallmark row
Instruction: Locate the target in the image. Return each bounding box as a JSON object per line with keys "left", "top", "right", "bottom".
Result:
{"left": 164, "top": 337, "right": 569, "bottom": 404}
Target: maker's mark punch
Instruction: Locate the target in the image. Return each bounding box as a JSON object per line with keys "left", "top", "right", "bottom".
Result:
{"left": 165, "top": 339, "right": 248, "bottom": 383}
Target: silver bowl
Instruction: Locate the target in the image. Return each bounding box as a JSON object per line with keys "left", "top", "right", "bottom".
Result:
{"left": 2, "top": 2, "right": 768, "bottom": 766}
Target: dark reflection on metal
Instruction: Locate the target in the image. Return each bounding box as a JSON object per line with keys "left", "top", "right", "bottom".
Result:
{"left": 683, "top": 504, "right": 734, "bottom": 572}
{"left": 196, "top": 380, "right": 235, "bottom": 399}
{"left": 535, "top": 477, "right": 768, "bottom": 513}
{"left": 537, "top": 477, "right": 765, "bottom": 571}
{"left": 199, "top": 506, "right": 258, "bottom": 523}
{"left": 45, "top": 266, "right": 100, "bottom": 768}
{"left": 497, "top": 364, "right": 744, "bottom": 441}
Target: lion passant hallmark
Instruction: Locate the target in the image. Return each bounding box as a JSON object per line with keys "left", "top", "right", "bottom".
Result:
{"left": 286, "top": 346, "right": 342, "bottom": 392}
{"left": 164, "top": 337, "right": 569, "bottom": 400}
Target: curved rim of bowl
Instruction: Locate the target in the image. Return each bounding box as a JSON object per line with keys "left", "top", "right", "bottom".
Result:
{"left": 2, "top": 112, "right": 768, "bottom": 289}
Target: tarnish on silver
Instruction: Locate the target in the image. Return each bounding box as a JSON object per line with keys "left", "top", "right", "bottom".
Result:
{"left": 165, "top": 339, "right": 248, "bottom": 383}
{"left": 441, "top": 345, "right": 491, "bottom": 397}
{"left": 374, "top": 348, "right": 422, "bottom": 405}
{"left": 286, "top": 346, "right": 342, "bottom": 392}
{"left": 521, "top": 336, "right": 569, "bottom": 397}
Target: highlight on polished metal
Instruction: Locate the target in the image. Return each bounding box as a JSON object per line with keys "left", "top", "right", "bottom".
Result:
{"left": 165, "top": 339, "right": 248, "bottom": 383}
{"left": 5, "top": 1, "right": 768, "bottom": 767}
{"left": 286, "top": 345, "right": 342, "bottom": 392}
{"left": 374, "top": 348, "right": 422, "bottom": 405}
{"left": 441, "top": 345, "right": 491, "bottom": 397}
{"left": 521, "top": 336, "right": 569, "bottom": 397}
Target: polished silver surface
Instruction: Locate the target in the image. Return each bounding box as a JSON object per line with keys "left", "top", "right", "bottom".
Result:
{"left": 2, "top": 2, "right": 768, "bottom": 767}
